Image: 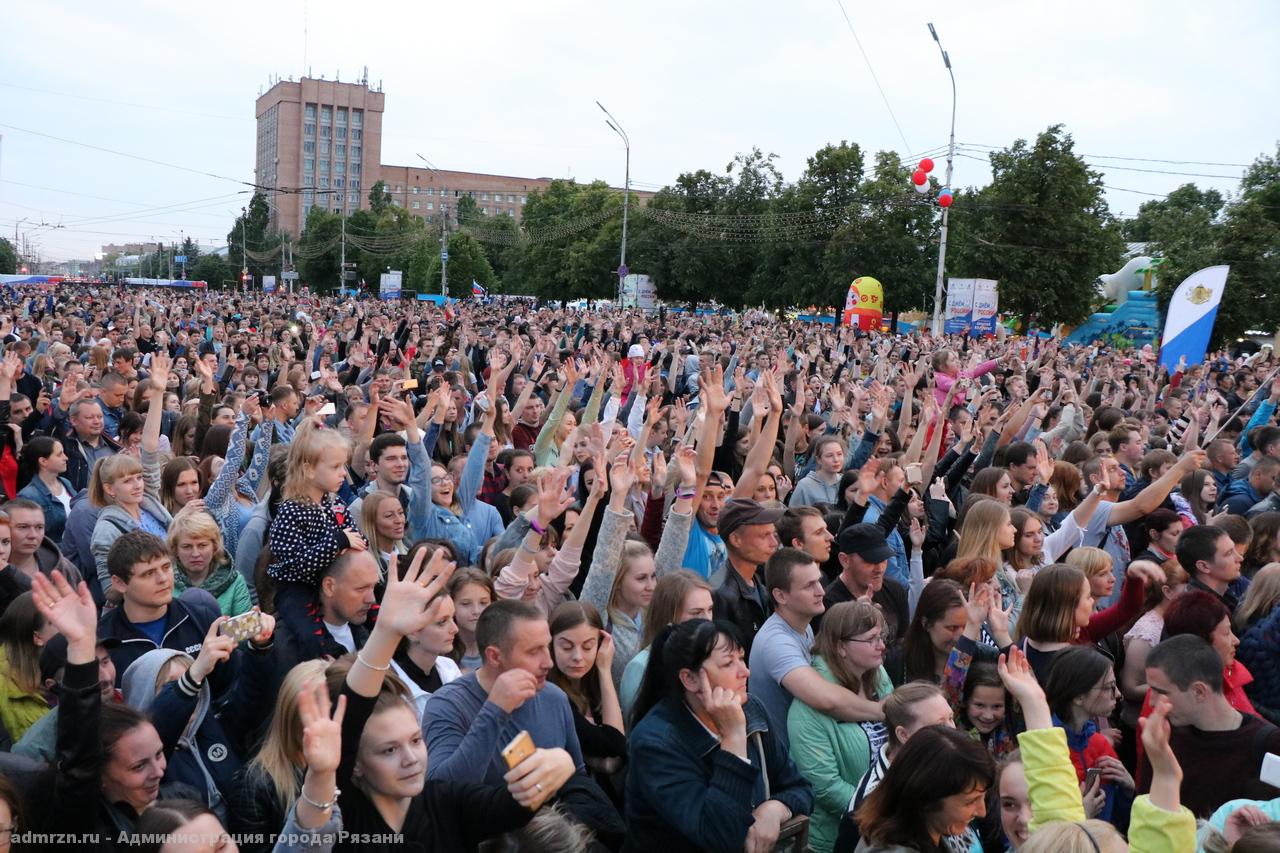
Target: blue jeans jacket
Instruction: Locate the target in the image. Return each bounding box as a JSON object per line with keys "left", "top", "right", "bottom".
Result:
{"left": 625, "top": 694, "right": 813, "bottom": 853}
{"left": 16, "top": 476, "right": 74, "bottom": 544}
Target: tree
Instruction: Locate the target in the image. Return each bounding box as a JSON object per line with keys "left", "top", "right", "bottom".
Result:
{"left": 0, "top": 238, "right": 18, "bottom": 275}
{"left": 422, "top": 231, "right": 496, "bottom": 297}
{"left": 296, "top": 206, "right": 345, "bottom": 292}
{"left": 190, "top": 253, "right": 234, "bottom": 289}
{"left": 227, "top": 192, "right": 283, "bottom": 283}
{"left": 507, "top": 180, "right": 624, "bottom": 300}
{"left": 948, "top": 125, "right": 1125, "bottom": 328}
{"left": 368, "top": 181, "right": 394, "bottom": 216}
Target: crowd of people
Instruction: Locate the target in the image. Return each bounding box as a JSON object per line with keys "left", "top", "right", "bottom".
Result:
{"left": 0, "top": 283, "right": 1276, "bottom": 851}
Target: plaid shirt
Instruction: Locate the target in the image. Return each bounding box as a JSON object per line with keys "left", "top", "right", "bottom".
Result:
{"left": 479, "top": 462, "right": 508, "bottom": 506}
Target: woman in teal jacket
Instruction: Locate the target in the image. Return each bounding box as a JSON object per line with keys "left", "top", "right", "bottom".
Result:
{"left": 167, "top": 506, "right": 254, "bottom": 617}
{"left": 787, "top": 601, "right": 893, "bottom": 853}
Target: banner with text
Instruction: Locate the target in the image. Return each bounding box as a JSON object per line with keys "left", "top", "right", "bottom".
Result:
{"left": 944, "top": 278, "right": 976, "bottom": 334}
{"left": 379, "top": 271, "right": 403, "bottom": 300}
{"left": 969, "top": 279, "right": 999, "bottom": 337}
{"left": 262, "top": 275, "right": 276, "bottom": 294}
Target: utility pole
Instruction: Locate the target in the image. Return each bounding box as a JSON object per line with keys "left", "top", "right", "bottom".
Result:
{"left": 416, "top": 154, "right": 449, "bottom": 298}
{"left": 240, "top": 207, "right": 249, "bottom": 293}
{"left": 928, "top": 23, "right": 956, "bottom": 336}
{"left": 596, "top": 101, "right": 631, "bottom": 305}
{"left": 339, "top": 209, "right": 346, "bottom": 293}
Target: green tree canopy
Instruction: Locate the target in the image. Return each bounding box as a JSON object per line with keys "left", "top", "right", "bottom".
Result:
{"left": 948, "top": 125, "right": 1125, "bottom": 328}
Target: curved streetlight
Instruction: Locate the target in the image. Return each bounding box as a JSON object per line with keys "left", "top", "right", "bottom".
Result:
{"left": 596, "top": 101, "right": 630, "bottom": 304}
{"left": 928, "top": 23, "right": 956, "bottom": 336}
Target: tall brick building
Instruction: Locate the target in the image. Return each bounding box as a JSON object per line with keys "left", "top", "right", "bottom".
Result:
{"left": 255, "top": 75, "right": 651, "bottom": 237}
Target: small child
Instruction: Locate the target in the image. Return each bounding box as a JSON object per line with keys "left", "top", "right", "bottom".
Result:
{"left": 931, "top": 347, "right": 998, "bottom": 409}
{"left": 266, "top": 418, "right": 365, "bottom": 660}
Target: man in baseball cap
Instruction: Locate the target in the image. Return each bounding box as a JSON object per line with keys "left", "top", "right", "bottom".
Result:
{"left": 11, "top": 634, "right": 122, "bottom": 761}
{"left": 711, "top": 498, "right": 783, "bottom": 654}
{"left": 823, "top": 522, "right": 909, "bottom": 646}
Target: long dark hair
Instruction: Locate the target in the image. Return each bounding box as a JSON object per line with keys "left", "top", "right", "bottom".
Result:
{"left": 134, "top": 799, "right": 219, "bottom": 853}
{"left": 902, "top": 579, "right": 964, "bottom": 683}
{"left": 1042, "top": 646, "right": 1113, "bottom": 723}
{"left": 548, "top": 601, "right": 605, "bottom": 719}
{"left": 17, "top": 435, "right": 61, "bottom": 492}
{"left": 630, "top": 618, "right": 742, "bottom": 728}
{"left": 855, "top": 725, "right": 995, "bottom": 852}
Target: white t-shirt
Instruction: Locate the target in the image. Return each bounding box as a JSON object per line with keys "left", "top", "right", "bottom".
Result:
{"left": 324, "top": 620, "right": 356, "bottom": 654}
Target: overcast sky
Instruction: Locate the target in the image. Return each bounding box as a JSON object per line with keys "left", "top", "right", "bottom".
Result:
{"left": 3, "top": 0, "right": 1276, "bottom": 262}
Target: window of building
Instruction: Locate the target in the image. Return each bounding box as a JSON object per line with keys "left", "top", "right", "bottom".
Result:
{"left": 319, "top": 176, "right": 329, "bottom": 188}
{"left": 303, "top": 175, "right": 313, "bottom": 187}
{"left": 334, "top": 193, "right": 343, "bottom": 204}
{"left": 395, "top": 185, "right": 402, "bottom": 193}
{"left": 304, "top": 158, "right": 314, "bottom": 172}
{"left": 480, "top": 192, "right": 488, "bottom": 201}
{"left": 320, "top": 106, "right": 331, "bottom": 123}
{"left": 507, "top": 194, "right": 515, "bottom": 203}
{"left": 335, "top": 161, "right": 345, "bottom": 174}
{"left": 335, "top": 177, "right": 344, "bottom": 188}
{"left": 350, "top": 182, "right": 360, "bottom": 195}
{"left": 319, "top": 160, "right": 329, "bottom": 172}
{"left": 411, "top": 186, "right": 418, "bottom": 195}
{"left": 320, "top": 142, "right": 330, "bottom": 155}
{"left": 352, "top": 128, "right": 362, "bottom": 141}
{"left": 412, "top": 201, "right": 420, "bottom": 210}
{"left": 350, "top": 162, "right": 361, "bottom": 175}
{"left": 337, "top": 127, "right": 346, "bottom": 140}
{"left": 303, "top": 141, "right": 315, "bottom": 154}
{"left": 305, "top": 104, "right": 316, "bottom": 120}
{"left": 305, "top": 123, "right": 315, "bottom": 137}
{"left": 320, "top": 125, "right": 331, "bottom": 139}
{"left": 336, "top": 108, "right": 347, "bottom": 125}
{"left": 521, "top": 195, "right": 527, "bottom": 204}
{"left": 352, "top": 109, "right": 362, "bottom": 126}
{"left": 427, "top": 202, "right": 434, "bottom": 210}
{"left": 304, "top": 190, "right": 314, "bottom": 202}
{"left": 304, "top": 203, "right": 313, "bottom": 217}
{"left": 336, "top": 144, "right": 346, "bottom": 158}
{"left": 351, "top": 145, "right": 361, "bottom": 160}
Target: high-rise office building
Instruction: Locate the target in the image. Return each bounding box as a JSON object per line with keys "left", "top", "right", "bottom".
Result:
{"left": 255, "top": 76, "right": 385, "bottom": 235}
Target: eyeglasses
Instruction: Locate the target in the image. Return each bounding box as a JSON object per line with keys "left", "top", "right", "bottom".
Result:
{"left": 430, "top": 476, "right": 452, "bottom": 485}
{"left": 844, "top": 634, "right": 886, "bottom": 647}
{"left": 1091, "top": 680, "right": 1119, "bottom": 694}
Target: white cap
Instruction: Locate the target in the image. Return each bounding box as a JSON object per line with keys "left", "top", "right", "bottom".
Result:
{"left": 628, "top": 344, "right": 644, "bottom": 358}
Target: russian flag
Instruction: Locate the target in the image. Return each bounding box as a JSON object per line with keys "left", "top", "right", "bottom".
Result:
{"left": 471, "top": 280, "right": 487, "bottom": 298}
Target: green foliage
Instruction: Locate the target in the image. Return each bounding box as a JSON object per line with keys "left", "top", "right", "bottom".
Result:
{"left": 947, "top": 125, "right": 1126, "bottom": 328}
{"left": 227, "top": 192, "right": 283, "bottom": 282}
{"left": 189, "top": 253, "right": 234, "bottom": 289}
{"left": 0, "top": 238, "right": 16, "bottom": 275}
{"left": 507, "top": 179, "right": 624, "bottom": 300}
{"left": 423, "top": 231, "right": 495, "bottom": 297}
{"left": 1141, "top": 146, "right": 1280, "bottom": 345}
{"left": 368, "top": 181, "right": 394, "bottom": 216}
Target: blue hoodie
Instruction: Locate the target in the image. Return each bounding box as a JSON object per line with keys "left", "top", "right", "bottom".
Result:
{"left": 1221, "top": 478, "right": 1262, "bottom": 516}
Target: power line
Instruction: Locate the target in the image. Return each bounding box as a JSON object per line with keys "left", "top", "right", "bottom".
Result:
{"left": 957, "top": 142, "right": 1253, "bottom": 170}
{"left": 831, "top": 0, "right": 914, "bottom": 157}
{"left": 954, "top": 147, "right": 1241, "bottom": 180}
{"left": 0, "top": 80, "right": 249, "bottom": 122}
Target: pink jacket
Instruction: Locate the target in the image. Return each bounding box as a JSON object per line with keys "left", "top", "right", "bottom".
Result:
{"left": 933, "top": 359, "right": 998, "bottom": 408}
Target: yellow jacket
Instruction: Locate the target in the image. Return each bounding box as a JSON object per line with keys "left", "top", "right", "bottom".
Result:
{"left": 0, "top": 646, "right": 50, "bottom": 743}
{"left": 1017, "top": 727, "right": 1196, "bottom": 853}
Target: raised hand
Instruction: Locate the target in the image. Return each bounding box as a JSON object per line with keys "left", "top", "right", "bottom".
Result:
{"left": 997, "top": 645, "right": 1049, "bottom": 727}
{"left": 534, "top": 467, "right": 575, "bottom": 525}
{"left": 297, "top": 677, "right": 346, "bottom": 774}
{"left": 377, "top": 547, "right": 457, "bottom": 639}
{"left": 30, "top": 570, "right": 96, "bottom": 646}
{"left": 189, "top": 617, "right": 236, "bottom": 683}
{"left": 149, "top": 352, "right": 171, "bottom": 391}
{"left": 608, "top": 454, "right": 636, "bottom": 499}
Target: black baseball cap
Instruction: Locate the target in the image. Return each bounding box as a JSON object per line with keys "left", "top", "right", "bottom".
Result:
{"left": 718, "top": 499, "right": 785, "bottom": 541}
{"left": 39, "top": 634, "right": 119, "bottom": 683}
{"left": 837, "top": 523, "right": 893, "bottom": 563}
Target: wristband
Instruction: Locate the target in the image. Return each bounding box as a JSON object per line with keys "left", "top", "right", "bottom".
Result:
{"left": 674, "top": 487, "right": 696, "bottom": 500}
{"left": 300, "top": 787, "right": 341, "bottom": 811}
{"left": 528, "top": 515, "right": 547, "bottom": 536}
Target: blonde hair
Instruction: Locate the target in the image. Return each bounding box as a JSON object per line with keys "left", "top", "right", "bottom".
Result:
{"left": 89, "top": 454, "right": 144, "bottom": 508}
{"left": 607, "top": 540, "right": 654, "bottom": 620}
{"left": 955, "top": 499, "right": 1009, "bottom": 566}
{"left": 1064, "top": 546, "right": 1112, "bottom": 579}
{"left": 1019, "top": 820, "right": 1125, "bottom": 853}
{"left": 282, "top": 417, "right": 352, "bottom": 503}
{"left": 359, "top": 490, "right": 403, "bottom": 554}
{"left": 1236, "top": 563, "right": 1280, "bottom": 631}
{"left": 166, "top": 507, "right": 228, "bottom": 569}
{"left": 245, "top": 659, "right": 328, "bottom": 814}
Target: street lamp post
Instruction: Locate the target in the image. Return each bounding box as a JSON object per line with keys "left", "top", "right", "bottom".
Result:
{"left": 928, "top": 23, "right": 956, "bottom": 337}
{"left": 417, "top": 154, "right": 449, "bottom": 299}
{"left": 596, "top": 101, "right": 630, "bottom": 305}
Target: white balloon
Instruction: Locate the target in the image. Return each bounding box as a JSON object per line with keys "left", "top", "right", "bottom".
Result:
{"left": 914, "top": 181, "right": 930, "bottom": 194}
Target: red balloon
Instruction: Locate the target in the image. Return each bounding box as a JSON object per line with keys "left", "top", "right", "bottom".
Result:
{"left": 911, "top": 170, "right": 927, "bottom": 186}
{"left": 919, "top": 158, "right": 935, "bottom": 173}
{"left": 939, "top": 194, "right": 954, "bottom": 208}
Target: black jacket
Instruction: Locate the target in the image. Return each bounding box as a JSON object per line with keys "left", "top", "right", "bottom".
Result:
{"left": 712, "top": 564, "right": 772, "bottom": 656}
{"left": 98, "top": 589, "right": 228, "bottom": 691}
